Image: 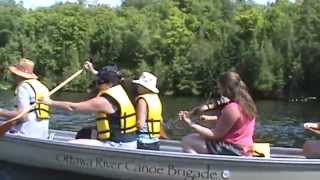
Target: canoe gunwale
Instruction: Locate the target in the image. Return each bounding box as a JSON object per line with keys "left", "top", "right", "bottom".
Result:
{"left": 1, "top": 130, "right": 320, "bottom": 166}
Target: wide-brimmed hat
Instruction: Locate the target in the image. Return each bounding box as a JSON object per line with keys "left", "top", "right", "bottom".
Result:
{"left": 9, "top": 58, "right": 38, "bottom": 79}
{"left": 132, "top": 72, "right": 159, "bottom": 93}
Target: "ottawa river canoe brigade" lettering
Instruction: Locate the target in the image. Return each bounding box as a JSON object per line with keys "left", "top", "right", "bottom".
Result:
{"left": 56, "top": 153, "right": 226, "bottom": 180}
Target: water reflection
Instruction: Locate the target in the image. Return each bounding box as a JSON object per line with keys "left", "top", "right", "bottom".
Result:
{"left": 0, "top": 162, "right": 108, "bottom": 180}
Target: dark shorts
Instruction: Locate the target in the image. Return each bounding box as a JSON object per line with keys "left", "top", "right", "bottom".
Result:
{"left": 75, "top": 126, "right": 97, "bottom": 139}
{"left": 206, "top": 140, "right": 245, "bottom": 156}
{"left": 137, "top": 141, "right": 160, "bottom": 151}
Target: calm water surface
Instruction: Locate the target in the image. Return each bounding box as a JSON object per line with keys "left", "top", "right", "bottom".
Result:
{"left": 0, "top": 90, "right": 320, "bottom": 179}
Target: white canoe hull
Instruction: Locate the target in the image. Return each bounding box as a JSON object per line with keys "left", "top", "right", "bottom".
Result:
{"left": 0, "top": 130, "right": 319, "bottom": 180}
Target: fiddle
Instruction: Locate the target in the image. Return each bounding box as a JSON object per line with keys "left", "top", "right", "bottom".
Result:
{"left": 189, "top": 96, "right": 231, "bottom": 116}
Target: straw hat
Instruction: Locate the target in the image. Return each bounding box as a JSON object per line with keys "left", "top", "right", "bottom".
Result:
{"left": 133, "top": 72, "right": 159, "bottom": 93}
{"left": 9, "top": 58, "right": 38, "bottom": 79}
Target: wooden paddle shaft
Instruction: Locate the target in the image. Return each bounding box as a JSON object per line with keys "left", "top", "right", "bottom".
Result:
{"left": 49, "top": 69, "right": 84, "bottom": 96}
{"left": 14, "top": 69, "right": 84, "bottom": 121}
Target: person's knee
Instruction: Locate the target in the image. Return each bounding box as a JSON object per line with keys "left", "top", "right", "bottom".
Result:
{"left": 303, "top": 140, "right": 320, "bottom": 158}
{"left": 183, "top": 133, "right": 198, "bottom": 143}
{"left": 181, "top": 134, "right": 191, "bottom": 148}
{"left": 181, "top": 134, "right": 197, "bottom": 149}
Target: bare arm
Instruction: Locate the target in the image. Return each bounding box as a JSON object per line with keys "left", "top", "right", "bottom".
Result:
{"left": 200, "top": 115, "right": 218, "bottom": 121}
{"left": 179, "top": 104, "right": 238, "bottom": 140}
{"left": 47, "top": 96, "right": 114, "bottom": 114}
{"left": 0, "top": 83, "right": 31, "bottom": 119}
{"left": 304, "top": 122, "right": 320, "bottom": 130}
{"left": 179, "top": 111, "right": 216, "bottom": 139}
{"left": 189, "top": 96, "right": 230, "bottom": 115}
{"left": 208, "top": 105, "right": 239, "bottom": 139}
{"left": 136, "top": 98, "right": 147, "bottom": 130}
{"left": 179, "top": 111, "right": 218, "bottom": 138}
{"left": 0, "top": 108, "right": 24, "bottom": 119}
{"left": 83, "top": 61, "right": 98, "bottom": 76}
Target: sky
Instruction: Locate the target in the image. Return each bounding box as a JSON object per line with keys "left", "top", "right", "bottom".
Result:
{"left": 18, "top": 0, "right": 123, "bottom": 9}
{"left": 17, "top": 0, "right": 293, "bottom": 9}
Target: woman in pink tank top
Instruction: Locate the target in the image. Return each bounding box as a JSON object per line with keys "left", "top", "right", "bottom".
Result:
{"left": 179, "top": 72, "right": 257, "bottom": 156}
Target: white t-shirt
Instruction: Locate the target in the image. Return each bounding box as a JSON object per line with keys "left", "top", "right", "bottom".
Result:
{"left": 11, "top": 80, "right": 49, "bottom": 139}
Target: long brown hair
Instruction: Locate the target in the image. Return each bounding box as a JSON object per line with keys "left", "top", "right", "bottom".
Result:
{"left": 218, "top": 72, "right": 257, "bottom": 119}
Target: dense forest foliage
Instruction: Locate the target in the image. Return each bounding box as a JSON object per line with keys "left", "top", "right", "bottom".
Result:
{"left": 0, "top": 0, "right": 319, "bottom": 99}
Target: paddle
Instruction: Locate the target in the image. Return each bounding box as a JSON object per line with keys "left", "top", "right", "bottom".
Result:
{"left": 0, "top": 69, "right": 84, "bottom": 136}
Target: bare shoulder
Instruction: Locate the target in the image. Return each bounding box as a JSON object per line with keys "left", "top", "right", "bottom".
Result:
{"left": 90, "top": 96, "right": 111, "bottom": 106}
{"left": 136, "top": 98, "right": 147, "bottom": 105}
{"left": 79, "top": 96, "right": 112, "bottom": 113}
{"left": 221, "top": 102, "right": 241, "bottom": 118}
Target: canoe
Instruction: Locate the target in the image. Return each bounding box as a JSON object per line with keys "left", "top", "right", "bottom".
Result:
{"left": 0, "top": 130, "right": 319, "bottom": 180}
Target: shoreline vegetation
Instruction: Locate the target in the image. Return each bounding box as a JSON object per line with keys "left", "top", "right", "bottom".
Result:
{"left": 0, "top": 82, "right": 10, "bottom": 90}
{"left": 0, "top": 0, "right": 320, "bottom": 100}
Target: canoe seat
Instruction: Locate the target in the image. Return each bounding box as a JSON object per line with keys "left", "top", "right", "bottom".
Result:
{"left": 253, "top": 143, "right": 270, "bottom": 158}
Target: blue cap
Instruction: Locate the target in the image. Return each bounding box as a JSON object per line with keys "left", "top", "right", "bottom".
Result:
{"left": 96, "top": 64, "right": 121, "bottom": 85}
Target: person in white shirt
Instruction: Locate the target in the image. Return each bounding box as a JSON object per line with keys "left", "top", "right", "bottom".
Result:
{"left": 0, "top": 58, "right": 50, "bottom": 139}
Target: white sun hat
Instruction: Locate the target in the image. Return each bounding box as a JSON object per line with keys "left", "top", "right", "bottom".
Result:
{"left": 132, "top": 72, "right": 159, "bottom": 93}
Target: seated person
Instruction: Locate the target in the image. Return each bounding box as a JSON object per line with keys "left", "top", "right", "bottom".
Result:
{"left": 190, "top": 96, "right": 231, "bottom": 116}
{"left": 179, "top": 72, "right": 257, "bottom": 156}
{"left": 133, "top": 72, "right": 163, "bottom": 150}
{"left": 0, "top": 58, "right": 50, "bottom": 139}
{"left": 42, "top": 66, "right": 137, "bottom": 149}
{"left": 189, "top": 96, "right": 230, "bottom": 128}
{"left": 84, "top": 61, "right": 137, "bottom": 104}
{"left": 303, "top": 122, "right": 320, "bottom": 158}
{"left": 83, "top": 62, "right": 168, "bottom": 140}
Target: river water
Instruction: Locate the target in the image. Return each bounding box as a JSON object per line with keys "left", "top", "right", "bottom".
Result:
{"left": 0, "top": 90, "right": 319, "bottom": 179}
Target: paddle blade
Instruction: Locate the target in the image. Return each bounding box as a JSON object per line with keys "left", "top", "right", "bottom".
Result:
{"left": 0, "top": 120, "right": 15, "bottom": 136}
